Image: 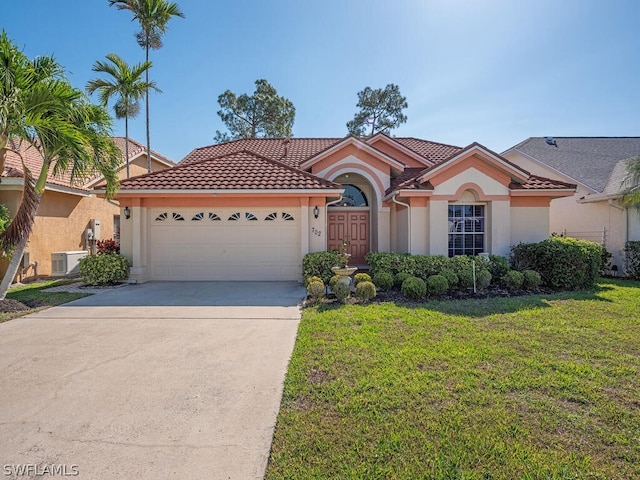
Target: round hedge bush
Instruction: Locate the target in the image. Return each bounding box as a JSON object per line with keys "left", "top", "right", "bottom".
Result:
{"left": 79, "top": 254, "right": 130, "bottom": 286}
{"left": 426, "top": 275, "right": 449, "bottom": 297}
{"left": 502, "top": 270, "right": 524, "bottom": 289}
{"left": 523, "top": 270, "right": 542, "bottom": 289}
{"left": 306, "top": 280, "right": 325, "bottom": 299}
{"left": 304, "top": 275, "right": 323, "bottom": 289}
{"left": 401, "top": 276, "right": 426, "bottom": 300}
{"left": 476, "top": 269, "right": 492, "bottom": 289}
{"left": 394, "top": 272, "right": 411, "bottom": 288}
{"left": 439, "top": 269, "right": 458, "bottom": 289}
{"left": 354, "top": 273, "right": 372, "bottom": 286}
{"left": 373, "top": 271, "right": 394, "bottom": 291}
{"left": 332, "top": 281, "right": 351, "bottom": 303}
{"left": 355, "top": 281, "right": 377, "bottom": 302}
{"left": 329, "top": 275, "right": 341, "bottom": 291}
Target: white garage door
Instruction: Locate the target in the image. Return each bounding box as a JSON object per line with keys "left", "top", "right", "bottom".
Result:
{"left": 149, "top": 208, "right": 301, "bottom": 281}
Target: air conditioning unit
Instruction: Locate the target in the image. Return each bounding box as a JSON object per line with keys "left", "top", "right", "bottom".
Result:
{"left": 51, "top": 251, "right": 88, "bottom": 276}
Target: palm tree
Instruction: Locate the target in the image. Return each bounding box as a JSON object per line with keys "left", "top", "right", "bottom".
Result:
{"left": 0, "top": 31, "right": 121, "bottom": 299}
{"left": 621, "top": 157, "right": 640, "bottom": 211}
{"left": 86, "top": 53, "right": 159, "bottom": 178}
{"left": 109, "top": 0, "right": 184, "bottom": 172}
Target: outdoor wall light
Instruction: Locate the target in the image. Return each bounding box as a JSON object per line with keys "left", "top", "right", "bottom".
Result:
{"left": 124, "top": 206, "right": 131, "bottom": 219}
{"left": 313, "top": 206, "right": 319, "bottom": 219}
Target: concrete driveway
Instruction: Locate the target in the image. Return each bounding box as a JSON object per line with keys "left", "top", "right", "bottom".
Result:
{"left": 0, "top": 282, "right": 305, "bottom": 480}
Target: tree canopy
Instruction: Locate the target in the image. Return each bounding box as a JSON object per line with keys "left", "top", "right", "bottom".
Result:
{"left": 621, "top": 157, "right": 640, "bottom": 211}
{"left": 346, "top": 83, "right": 408, "bottom": 137}
{"left": 214, "top": 79, "right": 295, "bottom": 142}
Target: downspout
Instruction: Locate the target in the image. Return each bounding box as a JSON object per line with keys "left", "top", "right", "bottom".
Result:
{"left": 392, "top": 193, "right": 411, "bottom": 253}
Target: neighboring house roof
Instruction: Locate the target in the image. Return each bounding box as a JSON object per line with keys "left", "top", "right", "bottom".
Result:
{"left": 503, "top": 137, "right": 640, "bottom": 193}
{"left": 117, "top": 150, "right": 341, "bottom": 192}
{"left": 1, "top": 137, "right": 174, "bottom": 193}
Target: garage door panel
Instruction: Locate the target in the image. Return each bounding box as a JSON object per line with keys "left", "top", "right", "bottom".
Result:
{"left": 149, "top": 208, "right": 301, "bottom": 281}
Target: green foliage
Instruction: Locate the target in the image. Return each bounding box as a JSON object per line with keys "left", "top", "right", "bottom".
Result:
{"left": 394, "top": 272, "right": 411, "bottom": 288}
{"left": 523, "top": 270, "right": 542, "bottom": 289}
{"left": 624, "top": 241, "right": 640, "bottom": 280}
{"left": 487, "top": 255, "right": 510, "bottom": 284}
{"left": 439, "top": 269, "right": 458, "bottom": 289}
{"left": 79, "top": 254, "right": 130, "bottom": 286}
{"left": 329, "top": 275, "right": 341, "bottom": 291}
{"left": 304, "top": 275, "right": 323, "bottom": 289}
{"left": 401, "top": 276, "right": 426, "bottom": 300}
{"left": 214, "top": 79, "right": 295, "bottom": 141}
{"left": 306, "top": 280, "right": 325, "bottom": 299}
{"left": 620, "top": 156, "right": 640, "bottom": 211}
{"left": 502, "top": 270, "right": 524, "bottom": 289}
{"left": 510, "top": 237, "right": 603, "bottom": 290}
{"left": 0, "top": 204, "right": 10, "bottom": 233}
{"left": 332, "top": 281, "right": 351, "bottom": 303}
{"left": 372, "top": 271, "right": 394, "bottom": 291}
{"left": 365, "top": 252, "right": 410, "bottom": 276}
{"left": 353, "top": 273, "right": 371, "bottom": 286}
{"left": 354, "top": 281, "right": 376, "bottom": 302}
{"left": 426, "top": 275, "right": 449, "bottom": 297}
{"left": 302, "top": 251, "right": 340, "bottom": 284}
{"left": 476, "top": 269, "right": 492, "bottom": 289}
{"left": 412, "top": 255, "right": 450, "bottom": 280}
{"left": 346, "top": 83, "right": 408, "bottom": 137}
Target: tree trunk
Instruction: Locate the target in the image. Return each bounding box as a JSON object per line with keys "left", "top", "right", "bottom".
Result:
{"left": 145, "top": 43, "right": 151, "bottom": 173}
{"left": 0, "top": 187, "right": 42, "bottom": 300}
{"left": 125, "top": 115, "right": 130, "bottom": 178}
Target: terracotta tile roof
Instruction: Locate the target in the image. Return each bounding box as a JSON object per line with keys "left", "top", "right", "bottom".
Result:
{"left": 118, "top": 150, "right": 340, "bottom": 191}
{"left": 387, "top": 168, "right": 428, "bottom": 193}
{"left": 2, "top": 137, "right": 173, "bottom": 191}
{"left": 179, "top": 137, "right": 462, "bottom": 168}
{"left": 510, "top": 175, "right": 576, "bottom": 190}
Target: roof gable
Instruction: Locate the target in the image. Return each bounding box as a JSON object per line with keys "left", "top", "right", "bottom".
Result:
{"left": 366, "top": 133, "right": 433, "bottom": 168}
{"left": 116, "top": 150, "right": 341, "bottom": 192}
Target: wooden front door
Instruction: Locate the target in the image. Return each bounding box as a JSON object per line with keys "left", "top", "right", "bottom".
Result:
{"left": 327, "top": 209, "right": 370, "bottom": 264}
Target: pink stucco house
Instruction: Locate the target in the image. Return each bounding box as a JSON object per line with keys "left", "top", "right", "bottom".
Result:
{"left": 109, "top": 134, "right": 575, "bottom": 282}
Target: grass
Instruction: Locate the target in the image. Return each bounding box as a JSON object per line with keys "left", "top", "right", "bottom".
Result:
{"left": 0, "top": 279, "right": 90, "bottom": 323}
{"left": 266, "top": 279, "right": 640, "bottom": 479}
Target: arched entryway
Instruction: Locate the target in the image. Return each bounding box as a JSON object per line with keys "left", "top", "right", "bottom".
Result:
{"left": 328, "top": 181, "right": 371, "bottom": 264}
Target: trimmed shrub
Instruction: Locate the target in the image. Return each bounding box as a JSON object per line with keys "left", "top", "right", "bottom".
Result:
{"left": 502, "top": 270, "right": 524, "bottom": 289}
{"left": 372, "top": 271, "right": 394, "bottom": 291}
{"left": 487, "top": 255, "right": 509, "bottom": 284}
{"left": 401, "top": 276, "right": 426, "bottom": 300}
{"left": 97, "top": 239, "right": 120, "bottom": 255}
{"left": 304, "top": 275, "right": 323, "bottom": 289}
{"left": 412, "top": 255, "right": 450, "bottom": 280}
{"left": 353, "top": 273, "right": 372, "bottom": 286}
{"left": 332, "top": 281, "right": 351, "bottom": 303}
{"left": 365, "top": 252, "right": 411, "bottom": 276}
{"left": 355, "top": 281, "right": 377, "bottom": 302}
{"left": 476, "top": 269, "right": 492, "bottom": 290}
{"left": 426, "top": 275, "right": 449, "bottom": 297}
{"left": 523, "top": 270, "right": 542, "bottom": 289}
{"left": 329, "top": 275, "right": 341, "bottom": 291}
{"left": 79, "top": 254, "right": 129, "bottom": 286}
{"left": 306, "top": 280, "right": 325, "bottom": 299}
{"left": 394, "top": 272, "right": 411, "bottom": 288}
{"left": 624, "top": 241, "right": 640, "bottom": 280}
{"left": 449, "top": 255, "right": 490, "bottom": 290}
{"left": 440, "top": 269, "right": 458, "bottom": 289}
{"left": 510, "top": 237, "right": 602, "bottom": 290}
{"left": 302, "top": 251, "right": 340, "bottom": 284}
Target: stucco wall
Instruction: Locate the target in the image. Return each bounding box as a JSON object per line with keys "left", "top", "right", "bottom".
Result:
{"left": 118, "top": 155, "right": 170, "bottom": 181}
{"left": 0, "top": 189, "right": 119, "bottom": 277}
{"left": 510, "top": 206, "right": 549, "bottom": 246}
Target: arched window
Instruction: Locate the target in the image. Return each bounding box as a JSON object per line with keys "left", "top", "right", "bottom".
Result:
{"left": 333, "top": 184, "right": 368, "bottom": 207}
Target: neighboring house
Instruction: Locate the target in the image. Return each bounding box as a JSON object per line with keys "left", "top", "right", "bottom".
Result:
{"left": 108, "top": 134, "right": 574, "bottom": 282}
{"left": 0, "top": 137, "right": 174, "bottom": 279}
{"left": 502, "top": 137, "right": 640, "bottom": 273}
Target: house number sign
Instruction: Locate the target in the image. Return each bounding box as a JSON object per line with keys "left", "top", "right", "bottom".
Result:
{"left": 311, "top": 227, "right": 322, "bottom": 237}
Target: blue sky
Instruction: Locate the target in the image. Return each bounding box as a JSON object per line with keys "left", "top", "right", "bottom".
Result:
{"left": 4, "top": 0, "right": 640, "bottom": 162}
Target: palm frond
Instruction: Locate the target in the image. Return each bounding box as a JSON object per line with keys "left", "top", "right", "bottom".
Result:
{"left": 0, "top": 164, "right": 40, "bottom": 252}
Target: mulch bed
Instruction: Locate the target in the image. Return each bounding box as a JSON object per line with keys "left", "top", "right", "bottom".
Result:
{"left": 0, "top": 299, "right": 31, "bottom": 313}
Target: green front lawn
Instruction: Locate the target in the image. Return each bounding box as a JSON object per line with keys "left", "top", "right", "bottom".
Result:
{"left": 0, "top": 279, "right": 90, "bottom": 323}
{"left": 267, "top": 279, "right": 640, "bottom": 479}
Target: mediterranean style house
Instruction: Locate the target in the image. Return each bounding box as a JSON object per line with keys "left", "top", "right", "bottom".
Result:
{"left": 109, "top": 134, "right": 575, "bottom": 282}
{"left": 0, "top": 137, "right": 174, "bottom": 279}
{"left": 502, "top": 137, "right": 640, "bottom": 273}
